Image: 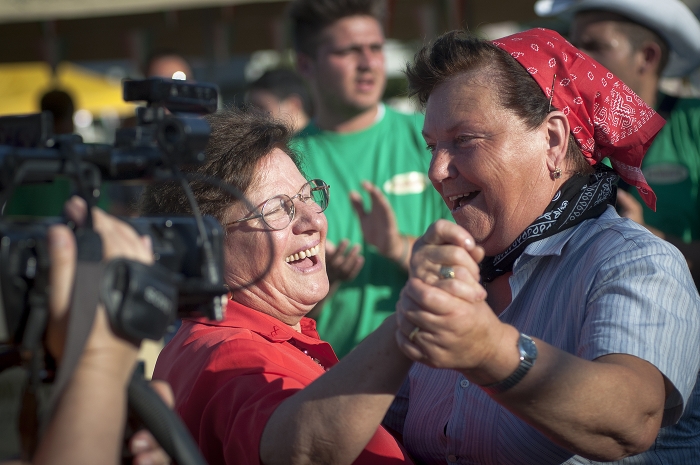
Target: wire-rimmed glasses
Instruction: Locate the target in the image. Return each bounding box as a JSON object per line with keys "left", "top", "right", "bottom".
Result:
{"left": 225, "top": 179, "right": 330, "bottom": 231}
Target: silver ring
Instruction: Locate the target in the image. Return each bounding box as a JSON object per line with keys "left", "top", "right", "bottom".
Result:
{"left": 408, "top": 326, "right": 420, "bottom": 343}
{"left": 439, "top": 265, "right": 455, "bottom": 280}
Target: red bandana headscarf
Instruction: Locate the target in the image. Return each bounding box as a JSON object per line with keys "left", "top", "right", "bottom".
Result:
{"left": 492, "top": 28, "right": 664, "bottom": 210}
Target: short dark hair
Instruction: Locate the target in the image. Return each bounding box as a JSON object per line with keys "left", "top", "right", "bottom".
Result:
{"left": 249, "top": 68, "right": 314, "bottom": 117}
{"left": 138, "top": 107, "right": 303, "bottom": 222}
{"left": 405, "top": 30, "right": 592, "bottom": 175}
{"left": 577, "top": 10, "right": 670, "bottom": 77}
{"left": 288, "top": 0, "right": 387, "bottom": 56}
{"left": 40, "top": 89, "right": 75, "bottom": 121}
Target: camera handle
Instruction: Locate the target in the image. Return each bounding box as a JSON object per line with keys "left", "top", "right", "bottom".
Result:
{"left": 128, "top": 369, "right": 209, "bottom": 465}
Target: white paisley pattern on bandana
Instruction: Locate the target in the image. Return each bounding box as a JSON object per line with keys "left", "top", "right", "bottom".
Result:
{"left": 492, "top": 28, "right": 665, "bottom": 211}
{"left": 480, "top": 167, "right": 618, "bottom": 283}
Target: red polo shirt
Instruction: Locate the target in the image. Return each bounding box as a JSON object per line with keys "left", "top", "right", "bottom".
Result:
{"left": 153, "top": 300, "right": 412, "bottom": 465}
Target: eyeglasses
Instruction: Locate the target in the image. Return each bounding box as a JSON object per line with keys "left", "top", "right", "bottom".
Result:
{"left": 226, "top": 179, "right": 330, "bottom": 231}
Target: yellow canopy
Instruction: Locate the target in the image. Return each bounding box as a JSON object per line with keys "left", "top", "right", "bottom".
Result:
{"left": 0, "top": 61, "right": 136, "bottom": 118}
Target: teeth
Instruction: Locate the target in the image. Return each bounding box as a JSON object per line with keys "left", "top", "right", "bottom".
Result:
{"left": 285, "top": 244, "right": 320, "bottom": 263}
{"left": 449, "top": 192, "right": 471, "bottom": 202}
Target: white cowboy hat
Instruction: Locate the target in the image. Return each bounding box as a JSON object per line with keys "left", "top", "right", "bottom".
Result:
{"left": 534, "top": 0, "right": 700, "bottom": 77}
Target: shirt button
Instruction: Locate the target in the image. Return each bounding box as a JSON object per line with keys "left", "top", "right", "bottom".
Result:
{"left": 447, "top": 454, "right": 458, "bottom": 462}
{"left": 460, "top": 379, "right": 470, "bottom": 388}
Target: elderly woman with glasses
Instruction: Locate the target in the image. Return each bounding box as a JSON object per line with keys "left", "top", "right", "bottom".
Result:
{"left": 144, "top": 108, "right": 414, "bottom": 465}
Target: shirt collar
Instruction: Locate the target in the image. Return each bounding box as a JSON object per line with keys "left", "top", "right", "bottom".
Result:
{"left": 190, "top": 299, "right": 321, "bottom": 344}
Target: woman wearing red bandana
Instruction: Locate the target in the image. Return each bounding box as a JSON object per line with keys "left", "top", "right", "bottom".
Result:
{"left": 386, "top": 29, "right": 700, "bottom": 463}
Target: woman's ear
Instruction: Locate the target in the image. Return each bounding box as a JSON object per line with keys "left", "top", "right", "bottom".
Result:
{"left": 544, "top": 111, "right": 570, "bottom": 173}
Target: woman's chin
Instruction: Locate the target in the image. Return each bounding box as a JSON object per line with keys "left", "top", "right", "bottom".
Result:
{"left": 299, "top": 281, "right": 330, "bottom": 308}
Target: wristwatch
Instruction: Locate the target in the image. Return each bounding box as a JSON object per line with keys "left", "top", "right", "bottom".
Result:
{"left": 481, "top": 333, "right": 537, "bottom": 395}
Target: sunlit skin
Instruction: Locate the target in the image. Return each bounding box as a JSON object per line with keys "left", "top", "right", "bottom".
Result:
{"left": 570, "top": 13, "right": 654, "bottom": 105}
{"left": 300, "top": 15, "right": 386, "bottom": 132}
{"left": 222, "top": 149, "right": 329, "bottom": 331}
{"left": 423, "top": 69, "right": 566, "bottom": 257}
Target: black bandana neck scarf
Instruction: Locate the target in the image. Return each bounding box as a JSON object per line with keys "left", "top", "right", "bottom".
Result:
{"left": 480, "top": 166, "right": 619, "bottom": 283}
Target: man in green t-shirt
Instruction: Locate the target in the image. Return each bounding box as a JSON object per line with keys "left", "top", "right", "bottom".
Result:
{"left": 288, "top": 0, "right": 451, "bottom": 357}
{"left": 537, "top": 0, "right": 700, "bottom": 287}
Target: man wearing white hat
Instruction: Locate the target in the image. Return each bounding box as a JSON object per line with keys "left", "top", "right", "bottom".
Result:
{"left": 536, "top": 0, "right": 700, "bottom": 288}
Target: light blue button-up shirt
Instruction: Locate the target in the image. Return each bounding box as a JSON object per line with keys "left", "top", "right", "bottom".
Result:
{"left": 385, "top": 207, "right": 700, "bottom": 464}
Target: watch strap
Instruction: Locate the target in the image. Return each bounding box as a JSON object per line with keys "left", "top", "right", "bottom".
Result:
{"left": 481, "top": 333, "right": 537, "bottom": 395}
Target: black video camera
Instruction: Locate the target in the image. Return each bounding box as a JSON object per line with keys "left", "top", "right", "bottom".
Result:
{"left": 0, "top": 77, "right": 226, "bottom": 351}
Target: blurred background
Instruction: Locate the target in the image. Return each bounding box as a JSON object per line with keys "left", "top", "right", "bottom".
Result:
{"left": 1, "top": 0, "right": 699, "bottom": 143}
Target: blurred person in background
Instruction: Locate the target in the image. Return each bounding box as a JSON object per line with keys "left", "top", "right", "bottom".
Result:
{"left": 537, "top": 0, "right": 700, "bottom": 287}
{"left": 40, "top": 89, "right": 75, "bottom": 134}
{"left": 289, "top": 0, "right": 451, "bottom": 358}
{"left": 247, "top": 68, "right": 312, "bottom": 134}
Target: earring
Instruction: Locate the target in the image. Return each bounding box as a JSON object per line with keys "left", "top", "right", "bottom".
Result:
{"left": 550, "top": 167, "right": 562, "bottom": 180}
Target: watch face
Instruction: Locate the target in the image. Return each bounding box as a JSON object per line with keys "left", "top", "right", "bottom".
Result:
{"left": 519, "top": 334, "right": 538, "bottom": 362}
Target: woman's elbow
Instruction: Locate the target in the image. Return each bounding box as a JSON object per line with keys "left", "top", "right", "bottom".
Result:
{"left": 579, "top": 417, "right": 661, "bottom": 461}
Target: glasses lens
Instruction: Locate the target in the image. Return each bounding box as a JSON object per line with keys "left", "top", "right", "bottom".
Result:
{"left": 262, "top": 195, "right": 294, "bottom": 230}
{"left": 307, "top": 179, "right": 329, "bottom": 212}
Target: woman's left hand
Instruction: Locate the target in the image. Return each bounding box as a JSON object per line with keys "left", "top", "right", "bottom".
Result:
{"left": 407, "top": 219, "right": 485, "bottom": 294}
{"left": 394, "top": 220, "right": 517, "bottom": 383}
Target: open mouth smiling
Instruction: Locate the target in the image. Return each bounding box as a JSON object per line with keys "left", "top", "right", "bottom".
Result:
{"left": 448, "top": 191, "right": 481, "bottom": 211}
{"left": 285, "top": 244, "right": 321, "bottom": 264}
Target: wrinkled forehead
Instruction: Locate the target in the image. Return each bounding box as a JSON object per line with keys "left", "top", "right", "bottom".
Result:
{"left": 246, "top": 149, "right": 306, "bottom": 197}
{"left": 423, "top": 68, "right": 496, "bottom": 125}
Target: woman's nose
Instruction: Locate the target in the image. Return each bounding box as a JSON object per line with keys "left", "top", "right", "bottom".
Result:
{"left": 291, "top": 200, "right": 326, "bottom": 232}
{"left": 428, "top": 147, "right": 455, "bottom": 184}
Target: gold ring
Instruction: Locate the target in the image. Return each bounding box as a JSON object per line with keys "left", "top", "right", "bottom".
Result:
{"left": 439, "top": 265, "right": 455, "bottom": 279}
{"left": 408, "top": 326, "right": 420, "bottom": 343}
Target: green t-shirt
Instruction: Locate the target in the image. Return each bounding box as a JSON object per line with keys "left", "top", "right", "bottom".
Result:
{"left": 293, "top": 106, "right": 452, "bottom": 358}
{"left": 633, "top": 95, "right": 700, "bottom": 242}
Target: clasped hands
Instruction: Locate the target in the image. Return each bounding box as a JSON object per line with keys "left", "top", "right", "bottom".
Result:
{"left": 394, "top": 219, "right": 512, "bottom": 380}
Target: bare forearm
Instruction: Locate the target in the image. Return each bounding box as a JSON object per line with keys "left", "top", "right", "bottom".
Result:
{"left": 471, "top": 331, "right": 666, "bottom": 460}
{"left": 260, "top": 316, "right": 412, "bottom": 465}
{"left": 34, "top": 357, "right": 134, "bottom": 465}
